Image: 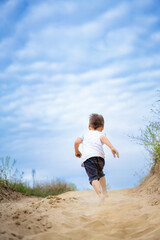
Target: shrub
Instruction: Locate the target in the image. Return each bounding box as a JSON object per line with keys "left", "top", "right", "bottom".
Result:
{"left": 0, "top": 157, "right": 76, "bottom": 197}
{"left": 0, "top": 156, "right": 24, "bottom": 188}
{"left": 134, "top": 96, "right": 160, "bottom": 165}
{"left": 29, "top": 180, "right": 76, "bottom": 197}
{"left": 139, "top": 122, "right": 160, "bottom": 164}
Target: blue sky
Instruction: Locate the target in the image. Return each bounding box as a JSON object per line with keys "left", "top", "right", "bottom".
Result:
{"left": 0, "top": 0, "right": 160, "bottom": 190}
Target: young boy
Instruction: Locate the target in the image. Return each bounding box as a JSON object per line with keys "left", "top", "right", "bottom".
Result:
{"left": 74, "top": 113, "right": 119, "bottom": 201}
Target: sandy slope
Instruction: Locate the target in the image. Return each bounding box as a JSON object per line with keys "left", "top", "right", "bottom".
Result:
{"left": 0, "top": 188, "right": 160, "bottom": 240}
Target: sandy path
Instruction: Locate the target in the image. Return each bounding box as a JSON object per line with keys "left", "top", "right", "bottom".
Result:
{"left": 0, "top": 189, "right": 160, "bottom": 240}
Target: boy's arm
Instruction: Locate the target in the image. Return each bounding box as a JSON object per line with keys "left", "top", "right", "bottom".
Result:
{"left": 74, "top": 137, "right": 83, "bottom": 158}
{"left": 100, "top": 135, "right": 119, "bottom": 158}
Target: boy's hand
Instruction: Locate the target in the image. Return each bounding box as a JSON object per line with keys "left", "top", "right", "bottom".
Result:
{"left": 111, "top": 148, "right": 119, "bottom": 158}
{"left": 75, "top": 150, "right": 82, "bottom": 158}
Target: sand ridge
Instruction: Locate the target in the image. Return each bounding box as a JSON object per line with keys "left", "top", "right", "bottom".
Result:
{"left": 0, "top": 188, "right": 160, "bottom": 240}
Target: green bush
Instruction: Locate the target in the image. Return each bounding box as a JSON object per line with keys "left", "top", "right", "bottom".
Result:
{"left": 135, "top": 97, "right": 160, "bottom": 165}
{"left": 27, "top": 180, "right": 76, "bottom": 197}
{"left": 0, "top": 156, "right": 24, "bottom": 188}
{"left": 0, "top": 157, "right": 76, "bottom": 197}
{"left": 139, "top": 122, "right": 160, "bottom": 163}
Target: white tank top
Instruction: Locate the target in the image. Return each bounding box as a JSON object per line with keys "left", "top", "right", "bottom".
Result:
{"left": 80, "top": 130, "right": 105, "bottom": 167}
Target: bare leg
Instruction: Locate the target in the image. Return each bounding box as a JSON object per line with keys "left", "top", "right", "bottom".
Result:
{"left": 91, "top": 179, "right": 104, "bottom": 202}
{"left": 99, "top": 176, "right": 108, "bottom": 198}
{"left": 91, "top": 179, "right": 102, "bottom": 197}
{"left": 99, "top": 176, "right": 107, "bottom": 194}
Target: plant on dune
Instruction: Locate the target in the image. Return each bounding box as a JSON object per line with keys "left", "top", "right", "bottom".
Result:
{"left": 131, "top": 94, "right": 160, "bottom": 186}
{"left": 0, "top": 156, "right": 24, "bottom": 188}
{"left": 136, "top": 95, "right": 160, "bottom": 165}
{"left": 0, "top": 156, "right": 76, "bottom": 197}
{"left": 31, "top": 180, "right": 76, "bottom": 197}
{"left": 139, "top": 121, "right": 160, "bottom": 164}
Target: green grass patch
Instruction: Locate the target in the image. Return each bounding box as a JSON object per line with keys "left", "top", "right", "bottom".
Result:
{"left": 0, "top": 156, "right": 76, "bottom": 197}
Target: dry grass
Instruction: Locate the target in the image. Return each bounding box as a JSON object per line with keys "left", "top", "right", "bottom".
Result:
{"left": 0, "top": 156, "right": 76, "bottom": 197}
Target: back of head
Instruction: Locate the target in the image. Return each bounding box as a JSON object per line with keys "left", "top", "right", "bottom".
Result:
{"left": 89, "top": 113, "right": 104, "bottom": 129}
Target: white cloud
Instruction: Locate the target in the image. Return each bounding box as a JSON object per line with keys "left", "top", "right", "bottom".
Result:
{"left": 0, "top": 0, "right": 18, "bottom": 21}
{"left": 151, "top": 32, "right": 160, "bottom": 42}
{"left": 6, "top": 61, "right": 64, "bottom": 73}
{"left": 1, "top": 57, "right": 159, "bottom": 134}
{"left": 9, "top": 2, "right": 130, "bottom": 64}
{"left": 0, "top": 0, "right": 160, "bottom": 190}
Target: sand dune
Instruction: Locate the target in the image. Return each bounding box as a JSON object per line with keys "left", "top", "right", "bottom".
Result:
{"left": 0, "top": 187, "right": 160, "bottom": 240}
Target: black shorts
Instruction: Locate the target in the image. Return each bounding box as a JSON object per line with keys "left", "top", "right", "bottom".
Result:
{"left": 84, "top": 156, "right": 105, "bottom": 185}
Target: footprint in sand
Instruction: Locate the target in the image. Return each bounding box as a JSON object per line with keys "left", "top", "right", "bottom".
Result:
{"left": 12, "top": 214, "right": 20, "bottom": 219}
{"left": 149, "top": 198, "right": 160, "bottom": 206}
{"left": 11, "top": 232, "right": 23, "bottom": 239}
{"left": 80, "top": 215, "right": 91, "bottom": 222}
{"left": 23, "top": 209, "right": 32, "bottom": 214}
{"left": 15, "top": 221, "right": 21, "bottom": 226}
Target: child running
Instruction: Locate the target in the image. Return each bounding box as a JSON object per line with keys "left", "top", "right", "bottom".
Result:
{"left": 74, "top": 113, "right": 119, "bottom": 201}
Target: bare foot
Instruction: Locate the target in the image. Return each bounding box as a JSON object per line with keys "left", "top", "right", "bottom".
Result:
{"left": 103, "top": 192, "right": 109, "bottom": 198}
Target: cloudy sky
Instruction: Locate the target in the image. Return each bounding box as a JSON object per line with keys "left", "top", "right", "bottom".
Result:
{"left": 0, "top": 0, "right": 160, "bottom": 190}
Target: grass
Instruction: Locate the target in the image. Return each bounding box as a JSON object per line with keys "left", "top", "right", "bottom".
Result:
{"left": 10, "top": 180, "right": 76, "bottom": 197}
{"left": 131, "top": 95, "right": 160, "bottom": 187}
{"left": 132, "top": 96, "right": 160, "bottom": 166}
{"left": 0, "top": 156, "right": 76, "bottom": 197}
